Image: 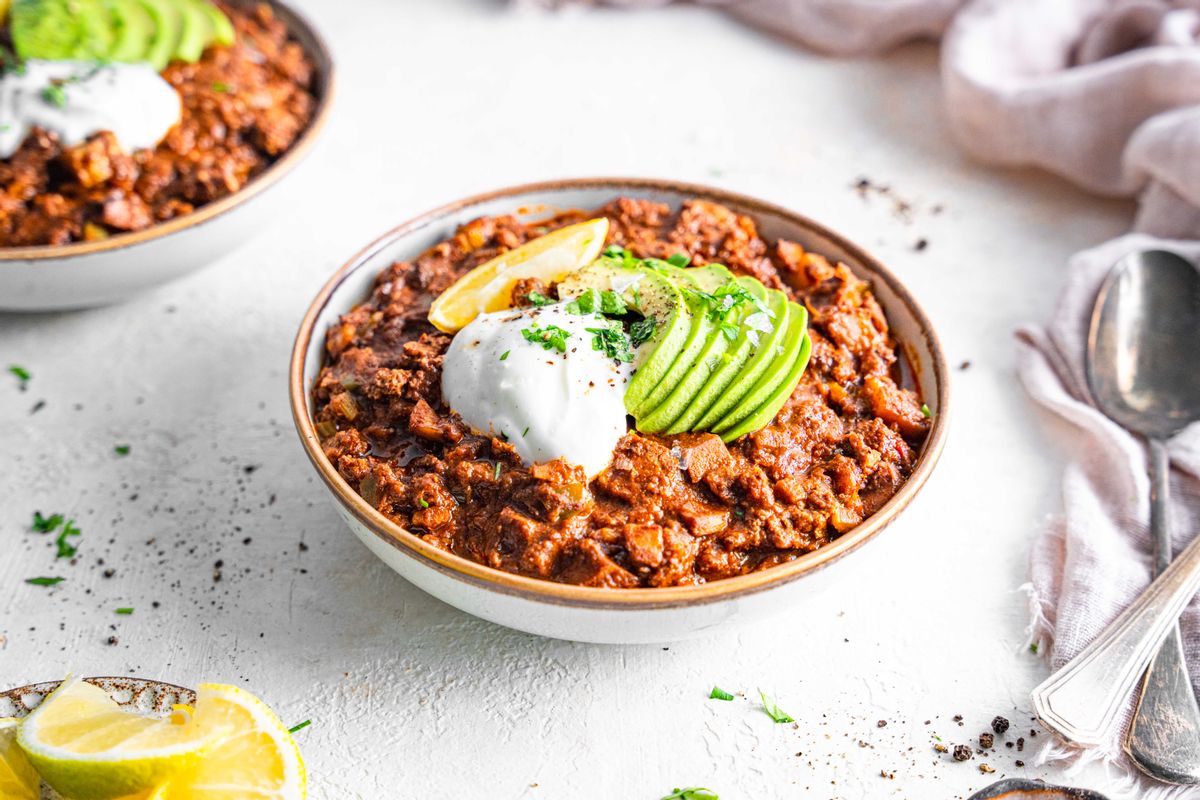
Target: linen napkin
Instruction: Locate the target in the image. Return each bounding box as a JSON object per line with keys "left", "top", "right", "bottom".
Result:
{"left": 523, "top": 0, "right": 1200, "bottom": 793}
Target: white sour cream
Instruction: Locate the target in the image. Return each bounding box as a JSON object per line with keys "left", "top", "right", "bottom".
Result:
{"left": 0, "top": 60, "right": 180, "bottom": 159}
{"left": 442, "top": 305, "right": 633, "bottom": 477}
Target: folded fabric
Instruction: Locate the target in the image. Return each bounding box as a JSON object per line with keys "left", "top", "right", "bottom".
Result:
{"left": 521, "top": 0, "right": 1200, "bottom": 794}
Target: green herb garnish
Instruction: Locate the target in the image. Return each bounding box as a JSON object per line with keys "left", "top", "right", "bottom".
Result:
{"left": 115, "top": 607, "right": 133, "bottom": 615}
{"left": 417, "top": 498, "right": 429, "bottom": 508}
{"left": 40, "top": 83, "right": 67, "bottom": 107}
{"left": 586, "top": 323, "right": 634, "bottom": 363}
{"left": 522, "top": 427, "right": 530, "bottom": 437}
{"left": 1030, "top": 643, "right": 1039, "bottom": 654}
{"left": 114, "top": 444, "right": 131, "bottom": 456}
{"left": 32, "top": 511, "right": 63, "bottom": 533}
{"left": 709, "top": 686, "right": 734, "bottom": 701}
{"left": 493, "top": 462, "right": 502, "bottom": 480}
{"left": 55, "top": 519, "right": 81, "bottom": 559}
{"left": 521, "top": 323, "right": 571, "bottom": 353}
{"left": 661, "top": 789, "right": 718, "bottom": 800}
{"left": 499, "top": 350, "right": 510, "bottom": 361}
{"left": 287, "top": 720, "right": 311, "bottom": 734}
{"left": 211, "top": 81, "right": 232, "bottom": 93}
{"left": 629, "top": 316, "right": 657, "bottom": 347}
{"left": 759, "top": 690, "right": 794, "bottom": 724}
{"left": 921, "top": 403, "right": 932, "bottom": 418}
{"left": 667, "top": 252, "right": 691, "bottom": 268}
{"left": 8, "top": 364, "right": 30, "bottom": 386}
{"left": 26, "top": 577, "right": 64, "bottom": 586}
{"left": 527, "top": 291, "right": 554, "bottom": 307}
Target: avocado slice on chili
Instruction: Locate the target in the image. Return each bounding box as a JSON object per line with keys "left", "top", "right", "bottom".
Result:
{"left": 174, "top": 0, "right": 215, "bottom": 63}
{"left": 108, "top": 0, "right": 156, "bottom": 62}
{"left": 718, "top": 331, "right": 812, "bottom": 442}
{"left": 712, "top": 302, "right": 809, "bottom": 436}
{"left": 10, "top": 0, "right": 114, "bottom": 60}
{"left": 139, "top": 0, "right": 183, "bottom": 69}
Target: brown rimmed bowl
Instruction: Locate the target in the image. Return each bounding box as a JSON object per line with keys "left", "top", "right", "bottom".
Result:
{"left": 288, "top": 178, "right": 950, "bottom": 644}
{"left": 0, "top": 0, "right": 335, "bottom": 312}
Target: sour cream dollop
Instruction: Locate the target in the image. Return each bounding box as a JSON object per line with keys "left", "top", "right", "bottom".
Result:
{"left": 0, "top": 60, "right": 180, "bottom": 159}
{"left": 442, "top": 305, "right": 633, "bottom": 477}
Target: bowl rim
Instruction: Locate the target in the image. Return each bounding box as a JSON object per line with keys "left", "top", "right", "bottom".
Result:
{"left": 0, "top": 0, "right": 336, "bottom": 263}
{"left": 288, "top": 177, "right": 950, "bottom": 611}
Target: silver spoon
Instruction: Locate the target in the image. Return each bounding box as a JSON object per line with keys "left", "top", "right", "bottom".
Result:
{"left": 1088, "top": 250, "right": 1200, "bottom": 783}
{"left": 1031, "top": 250, "right": 1200, "bottom": 773}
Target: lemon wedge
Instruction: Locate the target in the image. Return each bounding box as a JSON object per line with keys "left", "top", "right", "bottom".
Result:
{"left": 149, "top": 683, "right": 306, "bottom": 799}
{"left": 16, "top": 678, "right": 207, "bottom": 800}
{"left": 428, "top": 217, "right": 609, "bottom": 332}
{"left": 0, "top": 718, "right": 39, "bottom": 800}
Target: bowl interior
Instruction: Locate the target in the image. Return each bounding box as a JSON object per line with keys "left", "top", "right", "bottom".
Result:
{"left": 296, "top": 179, "right": 948, "bottom": 606}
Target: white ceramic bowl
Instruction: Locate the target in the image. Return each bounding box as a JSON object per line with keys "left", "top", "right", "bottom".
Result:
{"left": 0, "top": 0, "right": 334, "bottom": 312}
{"left": 290, "top": 178, "right": 950, "bottom": 644}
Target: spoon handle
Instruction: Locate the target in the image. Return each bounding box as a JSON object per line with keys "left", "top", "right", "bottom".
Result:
{"left": 1127, "top": 438, "right": 1200, "bottom": 783}
{"left": 1032, "top": 510, "right": 1200, "bottom": 745}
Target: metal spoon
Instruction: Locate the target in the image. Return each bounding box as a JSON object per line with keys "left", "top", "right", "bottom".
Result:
{"left": 1088, "top": 250, "right": 1200, "bottom": 783}
{"left": 1032, "top": 250, "right": 1200, "bottom": 774}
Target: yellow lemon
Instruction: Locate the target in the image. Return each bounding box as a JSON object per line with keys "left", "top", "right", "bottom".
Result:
{"left": 428, "top": 217, "right": 609, "bottom": 332}
{"left": 0, "top": 718, "right": 39, "bottom": 800}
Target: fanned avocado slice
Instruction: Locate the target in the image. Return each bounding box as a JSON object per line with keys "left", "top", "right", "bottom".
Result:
{"left": 712, "top": 302, "right": 810, "bottom": 435}
{"left": 108, "top": 0, "right": 156, "bottom": 62}
{"left": 139, "top": 0, "right": 183, "bottom": 70}
{"left": 200, "top": 0, "right": 235, "bottom": 45}
{"left": 691, "top": 288, "right": 790, "bottom": 432}
{"left": 557, "top": 258, "right": 690, "bottom": 414}
{"left": 718, "top": 331, "right": 812, "bottom": 442}
{"left": 632, "top": 264, "right": 733, "bottom": 418}
{"left": 11, "top": 0, "right": 113, "bottom": 60}
{"left": 175, "top": 0, "right": 215, "bottom": 62}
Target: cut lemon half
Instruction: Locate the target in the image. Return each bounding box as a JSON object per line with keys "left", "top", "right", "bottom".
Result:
{"left": 0, "top": 718, "right": 39, "bottom": 800}
{"left": 150, "top": 683, "right": 306, "bottom": 799}
{"left": 428, "top": 217, "right": 609, "bottom": 332}
{"left": 16, "top": 678, "right": 207, "bottom": 800}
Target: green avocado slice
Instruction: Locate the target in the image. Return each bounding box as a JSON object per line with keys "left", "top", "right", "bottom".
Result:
{"left": 631, "top": 264, "right": 733, "bottom": 418}
{"left": 691, "top": 288, "right": 790, "bottom": 432}
{"left": 140, "top": 0, "right": 183, "bottom": 70}
{"left": 200, "top": 0, "right": 235, "bottom": 45}
{"left": 712, "top": 302, "right": 810, "bottom": 435}
{"left": 557, "top": 258, "right": 690, "bottom": 414}
{"left": 10, "top": 0, "right": 113, "bottom": 60}
{"left": 175, "top": 0, "right": 215, "bottom": 62}
{"left": 718, "top": 331, "right": 812, "bottom": 442}
{"left": 660, "top": 276, "right": 769, "bottom": 434}
{"left": 108, "top": 0, "right": 156, "bottom": 62}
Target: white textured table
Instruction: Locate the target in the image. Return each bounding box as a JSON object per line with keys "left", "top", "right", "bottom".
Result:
{"left": 1, "top": 2, "right": 1138, "bottom": 797}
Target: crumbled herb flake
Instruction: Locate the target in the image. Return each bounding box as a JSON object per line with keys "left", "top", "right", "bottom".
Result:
{"left": 114, "top": 444, "right": 131, "bottom": 456}
{"left": 660, "top": 789, "right": 718, "bottom": 800}
{"left": 709, "top": 686, "right": 734, "bottom": 701}
{"left": 115, "top": 607, "right": 133, "bottom": 615}
{"left": 499, "top": 350, "right": 510, "bottom": 361}
{"left": 211, "top": 81, "right": 232, "bottom": 93}
{"left": 417, "top": 498, "right": 429, "bottom": 508}
{"left": 522, "top": 426, "right": 530, "bottom": 437}
{"left": 921, "top": 403, "right": 932, "bottom": 418}
{"left": 629, "top": 316, "right": 657, "bottom": 347}
{"left": 40, "top": 83, "right": 67, "bottom": 107}
{"left": 586, "top": 323, "right": 634, "bottom": 363}
{"left": 32, "top": 511, "right": 63, "bottom": 533}
{"left": 493, "top": 462, "right": 502, "bottom": 480}
{"left": 287, "top": 720, "right": 311, "bottom": 734}
{"left": 520, "top": 323, "right": 571, "bottom": 353}
{"left": 26, "top": 577, "right": 64, "bottom": 586}
{"left": 55, "top": 519, "right": 81, "bottom": 559}
{"left": 759, "top": 690, "right": 794, "bottom": 723}
{"left": 527, "top": 291, "right": 554, "bottom": 307}
{"left": 1029, "top": 643, "right": 1039, "bottom": 654}
{"left": 8, "top": 364, "right": 30, "bottom": 385}
{"left": 667, "top": 252, "right": 691, "bottom": 268}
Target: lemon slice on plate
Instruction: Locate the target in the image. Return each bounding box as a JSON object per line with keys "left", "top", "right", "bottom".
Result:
{"left": 150, "top": 683, "right": 306, "bottom": 799}
{"left": 428, "top": 217, "right": 609, "bottom": 332}
{"left": 0, "top": 718, "right": 39, "bottom": 800}
{"left": 16, "top": 678, "right": 207, "bottom": 800}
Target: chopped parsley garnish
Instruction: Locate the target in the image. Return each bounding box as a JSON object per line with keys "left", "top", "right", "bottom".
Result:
{"left": 55, "top": 519, "right": 82, "bottom": 559}
{"left": 115, "top": 607, "right": 133, "bottom": 615}
{"left": 629, "top": 316, "right": 657, "bottom": 347}
{"left": 41, "top": 83, "right": 67, "bottom": 107}
{"left": 211, "top": 81, "right": 232, "bottom": 93}
{"left": 26, "top": 576, "right": 64, "bottom": 586}
{"left": 417, "top": 498, "right": 429, "bottom": 508}
{"left": 520, "top": 323, "right": 571, "bottom": 353}
{"left": 1029, "top": 643, "right": 1039, "bottom": 654}
{"left": 499, "top": 350, "right": 510, "bottom": 361}
{"left": 661, "top": 789, "right": 718, "bottom": 800}
{"left": 602, "top": 244, "right": 627, "bottom": 259}
{"left": 564, "top": 288, "right": 627, "bottom": 316}
{"left": 759, "top": 690, "right": 794, "bottom": 724}
{"left": 921, "top": 403, "right": 932, "bottom": 418}
{"left": 527, "top": 291, "right": 555, "bottom": 307}
{"left": 586, "top": 323, "right": 634, "bottom": 363}
{"left": 493, "top": 462, "right": 502, "bottom": 480}
{"left": 114, "top": 444, "right": 131, "bottom": 456}
{"left": 709, "top": 686, "right": 734, "bottom": 701}
{"left": 522, "top": 426, "right": 530, "bottom": 437}
{"left": 32, "top": 511, "right": 63, "bottom": 533}
{"left": 8, "top": 364, "right": 30, "bottom": 386}
{"left": 667, "top": 252, "right": 691, "bottom": 268}
{"left": 287, "top": 720, "right": 311, "bottom": 734}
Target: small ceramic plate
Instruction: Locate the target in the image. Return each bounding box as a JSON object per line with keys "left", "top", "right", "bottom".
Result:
{"left": 0, "top": 0, "right": 335, "bottom": 312}
{"left": 0, "top": 677, "right": 195, "bottom": 800}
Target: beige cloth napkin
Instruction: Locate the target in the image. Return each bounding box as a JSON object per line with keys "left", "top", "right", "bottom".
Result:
{"left": 525, "top": 0, "right": 1200, "bottom": 793}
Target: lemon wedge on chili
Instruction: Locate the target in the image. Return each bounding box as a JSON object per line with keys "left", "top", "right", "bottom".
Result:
{"left": 428, "top": 217, "right": 610, "bottom": 332}
{"left": 149, "top": 683, "right": 306, "bottom": 799}
{"left": 16, "top": 678, "right": 207, "bottom": 800}
{"left": 0, "top": 718, "right": 39, "bottom": 800}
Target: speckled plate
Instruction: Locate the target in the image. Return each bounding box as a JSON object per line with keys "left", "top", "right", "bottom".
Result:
{"left": 969, "top": 779, "right": 1112, "bottom": 800}
{"left": 0, "top": 677, "right": 195, "bottom": 800}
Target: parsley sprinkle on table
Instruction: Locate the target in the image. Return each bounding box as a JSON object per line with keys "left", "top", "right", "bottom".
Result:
{"left": 499, "top": 350, "right": 510, "bottom": 361}
{"left": 522, "top": 426, "right": 530, "bottom": 437}
{"left": 55, "top": 519, "right": 82, "bottom": 559}
{"left": 759, "top": 690, "right": 794, "bottom": 723}
{"left": 114, "top": 444, "right": 131, "bottom": 456}
{"left": 287, "top": 720, "right": 312, "bottom": 734}
{"left": 8, "top": 365, "right": 30, "bottom": 387}
{"left": 660, "top": 788, "right": 718, "bottom": 800}
{"left": 709, "top": 686, "right": 734, "bottom": 701}
{"left": 26, "top": 577, "right": 64, "bottom": 586}
{"left": 32, "top": 511, "right": 63, "bottom": 533}
{"left": 115, "top": 607, "right": 133, "bottom": 615}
